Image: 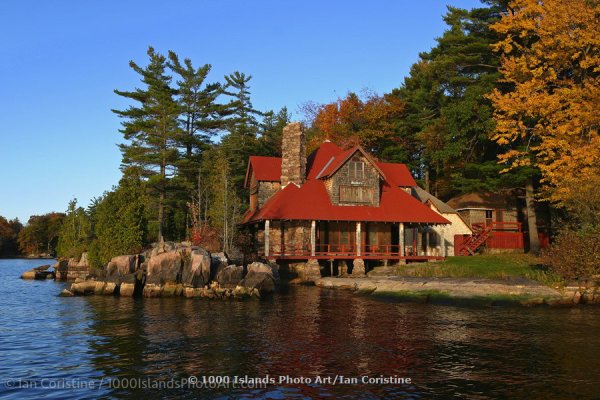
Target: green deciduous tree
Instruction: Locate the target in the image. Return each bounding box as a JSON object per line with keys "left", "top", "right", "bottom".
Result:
{"left": 56, "top": 199, "right": 92, "bottom": 259}
{"left": 18, "top": 213, "right": 64, "bottom": 256}
{"left": 0, "top": 216, "right": 22, "bottom": 257}
{"left": 203, "top": 148, "right": 243, "bottom": 253}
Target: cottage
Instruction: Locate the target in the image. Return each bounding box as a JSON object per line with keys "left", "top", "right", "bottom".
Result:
{"left": 242, "top": 123, "right": 451, "bottom": 275}
{"left": 412, "top": 187, "right": 472, "bottom": 256}
{"left": 446, "top": 192, "right": 550, "bottom": 254}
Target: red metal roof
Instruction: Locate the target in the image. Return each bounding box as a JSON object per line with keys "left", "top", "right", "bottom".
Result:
{"left": 244, "top": 156, "right": 281, "bottom": 187}
{"left": 242, "top": 141, "right": 445, "bottom": 224}
{"left": 243, "top": 179, "right": 449, "bottom": 224}
{"left": 306, "top": 141, "right": 344, "bottom": 179}
{"left": 377, "top": 162, "right": 417, "bottom": 187}
{"left": 315, "top": 146, "right": 387, "bottom": 180}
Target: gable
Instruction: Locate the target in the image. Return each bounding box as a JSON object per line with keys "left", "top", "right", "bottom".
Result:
{"left": 324, "top": 153, "right": 381, "bottom": 207}
{"left": 316, "top": 146, "right": 386, "bottom": 180}
{"left": 244, "top": 156, "right": 281, "bottom": 187}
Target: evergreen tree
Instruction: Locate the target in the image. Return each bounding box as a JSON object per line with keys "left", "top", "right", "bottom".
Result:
{"left": 88, "top": 174, "right": 148, "bottom": 267}
{"left": 390, "top": 2, "right": 509, "bottom": 197}
{"left": 167, "top": 51, "right": 234, "bottom": 238}
{"left": 113, "top": 46, "right": 181, "bottom": 242}
{"left": 56, "top": 199, "right": 92, "bottom": 259}
{"left": 167, "top": 51, "right": 231, "bottom": 189}
{"left": 220, "top": 72, "right": 262, "bottom": 196}
{"left": 257, "top": 107, "right": 291, "bottom": 156}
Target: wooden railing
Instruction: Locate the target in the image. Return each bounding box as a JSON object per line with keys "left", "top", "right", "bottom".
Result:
{"left": 488, "top": 221, "right": 522, "bottom": 232}
{"left": 263, "top": 243, "right": 440, "bottom": 258}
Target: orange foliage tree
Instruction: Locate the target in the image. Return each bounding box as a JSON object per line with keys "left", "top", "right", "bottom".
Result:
{"left": 488, "top": 0, "right": 600, "bottom": 207}
{"left": 308, "top": 92, "right": 405, "bottom": 156}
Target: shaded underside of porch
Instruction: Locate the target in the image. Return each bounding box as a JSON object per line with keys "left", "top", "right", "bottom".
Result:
{"left": 251, "top": 219, "right": 449, "bottom": 262}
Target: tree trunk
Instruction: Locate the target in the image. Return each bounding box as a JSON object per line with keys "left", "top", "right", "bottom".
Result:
{"left": 159, "top": 158, "right": 166, "bottom": 243}
{"left": 525, "top": 178, "right": 540, "bottom": 254}
{"left": 158, "top": 192, "right": 164, "bottom": 243}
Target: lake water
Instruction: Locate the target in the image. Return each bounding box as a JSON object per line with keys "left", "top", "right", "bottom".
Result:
{"left": 0, "top": 259, "right": 599, "bottom": 399}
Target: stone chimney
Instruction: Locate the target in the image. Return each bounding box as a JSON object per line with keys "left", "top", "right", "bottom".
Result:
{"left": 280, "top": 122, "right": 306, "bottom": 188}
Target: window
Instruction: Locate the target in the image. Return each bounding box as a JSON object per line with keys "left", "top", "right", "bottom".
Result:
{"left": 339, "top": 186, "right": 373, "bottom": 203}
{"left": 348, "top": 159, "right": 365, "bottom": 179}
{"left": 368, "top": 230, "right": 378, "bottom": 245}
{"left": 340, "top": 230, "right": 349, "bottom": 244}
{"left": 485, "top": 210, "right": 493, "bottom": 219}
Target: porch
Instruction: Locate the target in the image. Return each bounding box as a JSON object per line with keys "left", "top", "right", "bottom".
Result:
{"left": 257, "top": 220, "right": 448, "bottom": 262}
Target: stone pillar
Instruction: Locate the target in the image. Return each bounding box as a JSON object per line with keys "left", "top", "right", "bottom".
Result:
{"left": 440, "top": 226, "right": 446, "bottom": 257}
{"left": 311, "top": 220, "right": 316, "bottom": 256}
{"left": 425, "top": 227, "right": 430, "bottom": 256}
{"left": 265, "top": 220, "right": 270, "bottom": 257}
{"left": 399, "top": 223, "right": 405, "bottom": 257}
{"left": 356, "top": 222, "right": 362, "bottom": 256}
{"left": 339, "top": 260, "right": 348, "bottom": 276}
{"left": 352, "top": 258, "right": 366, "bottom": 276}
{"left": 280, "top": 122, "right": 306, "bottom": 188}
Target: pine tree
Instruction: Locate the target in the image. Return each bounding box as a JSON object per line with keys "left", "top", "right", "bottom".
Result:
{"left": 258, "top": 107, "right": 291, "bottom": 156}
{"left": 220, "top": 71, "right": 262, "bottom": 196}
{"left": 390, "top": 2, "right": 509, "bottom": 197}
{"left": 113, "top": 47, "right": 181, "bottom": 242}
{"left": 167, "top": 51, "right": 234, "bottom": 237}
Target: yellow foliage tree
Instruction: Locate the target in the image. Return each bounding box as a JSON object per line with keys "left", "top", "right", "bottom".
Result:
{"left": 488, "top": 0, "right": 600, "bottom": 207}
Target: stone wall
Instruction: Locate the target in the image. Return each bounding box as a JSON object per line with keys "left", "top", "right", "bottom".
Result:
{"left": 280, "top": 122, "right": 306, "bottom": 188}
{"left": 249, "top": 175, "right": 281, "bottom": 211}
{"left": 266, "top": 220, "right": 311, "bottom": 254}
{"left": 325, "top": 153, "right": 380, "bottom": 207}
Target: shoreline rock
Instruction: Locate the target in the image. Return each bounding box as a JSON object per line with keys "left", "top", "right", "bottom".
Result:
{"left": 315, "top": 276, "right": 600, "bottom": 306}
{"left": 60, "top": 243, "right": 277, "bottom": 300}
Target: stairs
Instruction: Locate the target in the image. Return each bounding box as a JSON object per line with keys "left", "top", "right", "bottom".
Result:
{"left": 458, "top": 223, "right": 493, "bottom": 256}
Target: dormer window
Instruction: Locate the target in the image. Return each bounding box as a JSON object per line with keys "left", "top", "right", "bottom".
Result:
{"left": 349, "top": 158, "right": 365, "bottom": 179}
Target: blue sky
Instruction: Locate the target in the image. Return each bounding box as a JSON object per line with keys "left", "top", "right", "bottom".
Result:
{"left": 0, "top": 0, "right": 482, "bottom": 223}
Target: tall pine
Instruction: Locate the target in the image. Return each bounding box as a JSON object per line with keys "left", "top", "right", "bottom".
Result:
{"left": 113, "top": 47, "right": 181, "bottom": 242}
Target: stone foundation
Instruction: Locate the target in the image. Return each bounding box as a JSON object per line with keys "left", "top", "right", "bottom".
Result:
{"left": 352, "top": 259, "right": 366, "bottom": 276}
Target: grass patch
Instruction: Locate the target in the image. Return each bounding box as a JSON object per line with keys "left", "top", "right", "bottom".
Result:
{"left": 396, "top": 254, "right": 562, "bottom": 287}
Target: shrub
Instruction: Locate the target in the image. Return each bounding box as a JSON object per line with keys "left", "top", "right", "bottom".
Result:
{"left": 543, "top": 225, "right": 600, "bottom": 280}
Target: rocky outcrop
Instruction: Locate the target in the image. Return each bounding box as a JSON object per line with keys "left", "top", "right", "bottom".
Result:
{"left": 63, "top": 243, "right": 277, "bottom": 300}
{"left": 216, "top": 265, "right": 243, "bottom": 287}
{"left": 54, "top": 260, "right": 69, "bottom": 280}
{"left": 21, "top": 264, "right": 55, "bottom": 280}
{"left": 146, "top": 251, "right": 183, "bottom": 285}
{"left": 78, "top": 252, "right": 89, "bottom": 267}
{"left": 106, "top": 255, "right": 138, "bottom": 277}
{"left": 183, "top": 250, "right": 211, "bottom": 287}
{"left": 210, "top": 252, "right": 229, "bottom": 281}
{"left": 239, "top": 262, "right": 278, "bottom": 295}
{"left": 314, "top": 276, "right": 600, "bottom": 306}
{"left": 52, "top": 254, "right": 91, "bottom": 281}
{"left": 289, "top": 259, "right": 321, "bottom": 283}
